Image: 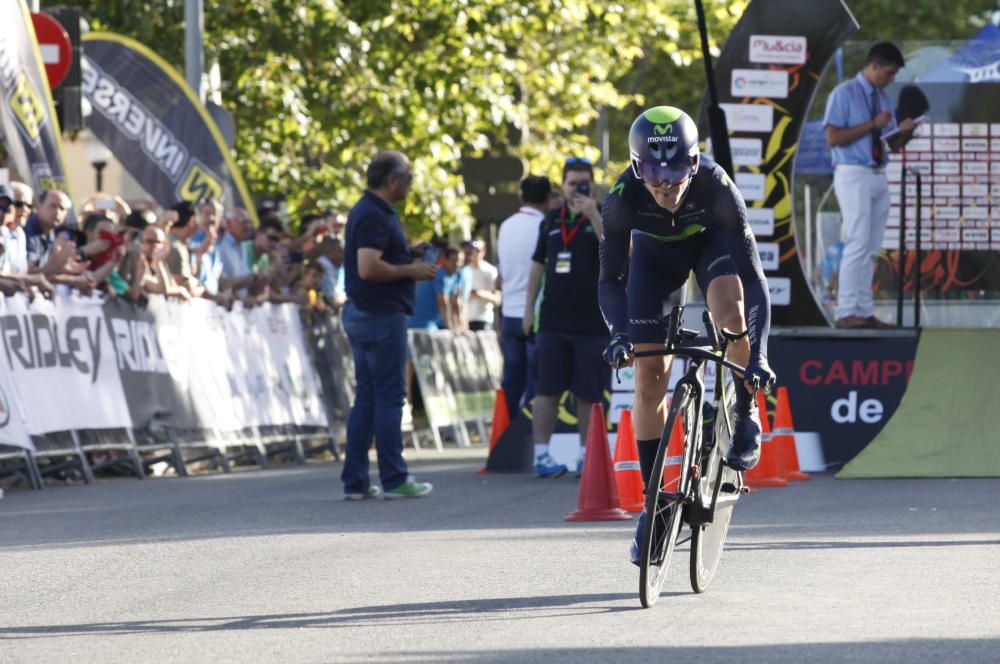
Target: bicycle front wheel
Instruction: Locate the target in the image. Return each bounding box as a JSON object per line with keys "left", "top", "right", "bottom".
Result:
{"left": 639, "top": 382, "right": 698, "bottom": 608}
{"left": 690, "top": 378, "right": 742, "bottom": 593}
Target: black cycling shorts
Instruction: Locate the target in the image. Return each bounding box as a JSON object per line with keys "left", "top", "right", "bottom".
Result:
{"left": 626, "top": 228, "right": 736, "bottom": 344}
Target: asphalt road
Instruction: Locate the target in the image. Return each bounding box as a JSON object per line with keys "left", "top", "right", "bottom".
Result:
{"left": 2, "top": 449, "right": 999, "bottom": 663}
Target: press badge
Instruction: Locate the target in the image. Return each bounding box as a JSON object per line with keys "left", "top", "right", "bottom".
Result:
{"left": 555, "top": 251, "right": 572, "bottom": 274}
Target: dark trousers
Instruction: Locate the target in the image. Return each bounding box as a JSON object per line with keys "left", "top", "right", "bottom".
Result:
{"left": 500, "top": 316, "right": 536, "bottom": 421}
{"left": 341, "top": 302, "right": 409, "bottom": 492}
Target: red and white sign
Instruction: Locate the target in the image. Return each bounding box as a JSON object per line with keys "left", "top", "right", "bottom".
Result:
{"left": 30, "top": 12, "right": 72, "bottom": 89}
{"left": 748, "top": 35, "right": 807, "bottom": 65}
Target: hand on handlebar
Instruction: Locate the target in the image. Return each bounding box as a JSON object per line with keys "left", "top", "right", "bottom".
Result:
{"left": 603, "top": 333, "right": 634, "bottom": 369}
{"left": 743, "top": 359, "right": 775, "bottom": 395}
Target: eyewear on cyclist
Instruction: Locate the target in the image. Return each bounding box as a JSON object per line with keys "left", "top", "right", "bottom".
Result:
{"left": 631, "top": 155, "right": 698, "bottom": 187}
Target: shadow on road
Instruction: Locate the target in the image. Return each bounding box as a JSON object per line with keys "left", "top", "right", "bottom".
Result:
{"left": 726, "top": 538, "right": 1000, "bottom": 551}
{"left": 0, "top": 593, "right": 638, "bottom": 640}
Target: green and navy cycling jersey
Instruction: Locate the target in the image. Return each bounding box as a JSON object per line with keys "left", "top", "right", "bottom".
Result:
{"left": 597, "top": 156, "right": 771, "bottom": 361}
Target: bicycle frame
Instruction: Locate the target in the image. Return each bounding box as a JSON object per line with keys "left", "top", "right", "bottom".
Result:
{"left": 632, "top": 306, "right": 746, "bottom": 525}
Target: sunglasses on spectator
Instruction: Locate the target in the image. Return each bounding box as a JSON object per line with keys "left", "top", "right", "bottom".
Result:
{"left": 143, "top": 238, "right": 162, "bottom": 245}
{"left": 265, "top": 234, "right": 282, "bottom": 242}
{"left": 565, "top": 157, "right": 592, "bottom": 166}
{"left": 13, "top": 201, "right": 32, "bottom": 209}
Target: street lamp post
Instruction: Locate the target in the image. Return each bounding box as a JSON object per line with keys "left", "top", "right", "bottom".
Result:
{"left": 84, "top": 133, "right": 112, "bottom": 193}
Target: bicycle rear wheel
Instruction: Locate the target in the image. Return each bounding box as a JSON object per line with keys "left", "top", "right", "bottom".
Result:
{"left": 639, "top": 383, "right": 697, "bottom": 608}
{"left": 690, "top": 377, "right": 742, "bottom": 593}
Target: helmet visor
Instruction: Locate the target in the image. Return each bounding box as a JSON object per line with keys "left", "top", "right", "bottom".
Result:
{"left": 633, "top": 158, "right": 695, "bottom": 187}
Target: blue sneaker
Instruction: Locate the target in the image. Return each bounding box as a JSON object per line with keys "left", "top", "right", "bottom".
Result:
{"left": 575, "top": 453, "right": 584, "bottom": 478}
{"left": 726, "top": 407, "right": 762, "bottom": 471}
{"left": 534, "top": 452, "right": 568, "bottom": 478}
{"left": 629, "top": 509, "right": 668, "bottom": 566}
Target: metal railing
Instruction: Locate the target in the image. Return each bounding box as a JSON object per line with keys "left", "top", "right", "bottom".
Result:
{"left": 897, "top": 167, "right": 924, "bottom": 328}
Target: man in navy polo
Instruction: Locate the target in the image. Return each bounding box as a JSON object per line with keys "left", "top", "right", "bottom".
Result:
{"left": 523, "top": 157, "right": 609, "bottom": 478}
{"left": 342, "top": 150, "right": 437, "bottom": 500}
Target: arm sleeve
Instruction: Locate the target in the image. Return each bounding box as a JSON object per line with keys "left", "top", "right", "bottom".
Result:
{"left": 597, "top": 187, "right": 632, "bottom": 336}
{"left": 713, "top": 172, "right": 771, "bottom": 362}
{"left": 354, "top": 213, "right": 389, "bottom": 251}
{"left": 530, "top": 216, "right": 549, "bottom": 265}
{"left": 822, "top": 85, "right": 847, "bottom": 128}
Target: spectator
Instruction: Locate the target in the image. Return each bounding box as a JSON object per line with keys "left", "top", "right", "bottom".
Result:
{"left": 312, "top": 236, "right": 347, "bottom": 308}
{"left": 190, "top": 200, "right": 225, "bottom": 297}
{"left": 496, "top": 174, "right": 551, "bottom": 419}
{"left": 435, "top": 247, "right": 465, "bottom": 331}
{"left": 119, "top": 225, "right": 188, "bottom": 302}
{"left": 217, "top": 208, "right": 259, "bottom": 296}
{"left": 461, "top": 238, "right": 500, "bottom": 332}
{"left": 123, "top": 208, "right": 154, "bottom": 245}
{"left": 79, "top": 213, "right": 126, "bottom": 287}
{"left": 25, "top": 189, "right": 71, "bottom": 272}
{"left": 0, "top": 183, "right": 30, "bottom": 276}
{"left": 523, "top": 156, "right": 607, "bottom": 478}
{"left": 342, "top": 150, "right": 436, "bottom": 500}
{"left": 165, "top": 201, "right": 206, "bottom": 298}
{"left": 409, "top": 243, "right": 445, "bottom": 330}
{"left": 825, "top": 41, "right": 915, "bottom": 329}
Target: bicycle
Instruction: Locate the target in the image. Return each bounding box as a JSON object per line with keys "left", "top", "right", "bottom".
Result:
{"left": 626, "top": 304, "right": 756, "bottom": 608}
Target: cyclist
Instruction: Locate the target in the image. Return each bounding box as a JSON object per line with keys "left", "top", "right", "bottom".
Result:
{"left": 597, "top": 106, "right": 774, "bottom": 563}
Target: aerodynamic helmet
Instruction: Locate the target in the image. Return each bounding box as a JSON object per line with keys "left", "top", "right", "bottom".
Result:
{"left": 628, "top": 106, "right": 700, "bottom": 186}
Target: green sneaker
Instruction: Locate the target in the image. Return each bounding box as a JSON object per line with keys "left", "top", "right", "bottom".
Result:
{"left": 384, "top": 478, "right": 433, "bottom": 500}
{"left": 344, "top": 486, "right": 382, "bottom": 501}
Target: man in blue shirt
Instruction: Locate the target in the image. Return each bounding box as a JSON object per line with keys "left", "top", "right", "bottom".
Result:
{"left": 824, "top": 42, "right": 915, "bottom": 329}
{"left": 434, "top": 247, "right": 465, "bottom": 331}
{"left": 342, "top": 150, "right": 437, "bottom": 500}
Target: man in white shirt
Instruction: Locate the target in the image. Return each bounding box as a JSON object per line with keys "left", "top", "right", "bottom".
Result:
{"left": 496, "top": 175, "right": 551, "bottom": 418}
{"left": 461, "top": 238, "right": 500, "bottom": 331}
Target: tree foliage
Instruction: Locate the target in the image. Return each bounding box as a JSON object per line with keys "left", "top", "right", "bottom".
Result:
{"left": 68, "top": 0, "right": 997, "bottom": 234}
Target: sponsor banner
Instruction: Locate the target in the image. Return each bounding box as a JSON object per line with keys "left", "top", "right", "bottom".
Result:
{"left": 81, "top": 33, "right": 256, "bottom": 218}
{"left": 768, "top": 276, "right": 791, "bottom": 306}
{"left": 0, "top": 2, "right": 70, "bottom": 196}
{"left": 719, "top": 103, "right": 774, "bottom": 132}
{"left": 768, "top": 333, "right": 918, "bottom": 467}
{"left": 757, "top": 241, "right": 780, "bottom": 271}
{"left": 735, "top": 172, "right": 766, "bottom": 201}
{"left": 1, "top": 292, "right": 132, "bottom": 435}
{"left": 301, "top": 311, "right": 354, "bottom": 421}
{"left": 104, "top": 296, "right": 195, "bottom": 430}
{"left": 747, "top": 207, "right": 775, "bottom": 236}
{"left": 731, "top": 68, "right": 789, "bottom": 98}
{"left": 705, "top": 0, "right": 858, "bottom": 326}
{"left": 0, "top": 359, "right": 32, "bottom": 451}
{"left": 409, "top": 331, "right": 459, "bottom": 427}
{"left": 730, "top": 137, "right": 763, "bottom": 166}
{"left": 409, "top": 330, "right": 502, "bottom": 428}
{"left": 748, "top": 34, "right": 807, "bottom": 64}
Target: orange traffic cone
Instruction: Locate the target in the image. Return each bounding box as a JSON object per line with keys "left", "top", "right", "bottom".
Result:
{"left": 745, "top": 392, "right": 788, "bottom": 488}
{"left": 478, "top": 389, "right": 511, "bottom": 474}
{"left": 661, "top": 413, "right": 686, "bottom": 492}
{"left": 566, "top": 403, "right": 631, "bottom": 522}
{"left": 612, "top": 410, "right": 644, "bottom": 513}
{"left": 772, "top": 387, "right": 810, "bottom": 481}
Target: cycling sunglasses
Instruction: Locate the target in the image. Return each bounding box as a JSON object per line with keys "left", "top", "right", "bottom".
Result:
{"left": 631, "top": 157, "right": 696, "bottom": 187}
{"left": 565, "top": 156, "right": 592, "bottom": 166}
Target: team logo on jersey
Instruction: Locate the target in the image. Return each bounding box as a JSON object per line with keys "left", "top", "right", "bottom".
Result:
{"left": 609, "top": 182, "right": 625, "bottom": 196}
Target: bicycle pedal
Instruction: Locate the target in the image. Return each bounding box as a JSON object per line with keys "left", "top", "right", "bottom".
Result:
{"left": 721, "top": 482, "right": 745, "bottom": 494}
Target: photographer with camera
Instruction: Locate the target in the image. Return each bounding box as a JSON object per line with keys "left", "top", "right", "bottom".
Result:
{"left": 523, "top": 157, "right": 608, "bottom": 478}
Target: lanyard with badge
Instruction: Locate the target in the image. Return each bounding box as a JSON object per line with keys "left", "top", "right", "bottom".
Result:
{"left": 556, "top": 207, "right": 583, "bottom": 274}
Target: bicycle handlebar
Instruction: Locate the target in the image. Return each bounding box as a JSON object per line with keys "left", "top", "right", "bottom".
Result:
{"left": 633, "top": 345, "right": 747, "bottom": 376}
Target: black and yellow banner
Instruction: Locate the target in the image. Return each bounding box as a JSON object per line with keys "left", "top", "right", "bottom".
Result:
{"left": 0, "top": 1, "right": 70, "bottom": 195}
{"left": 82, "top": 33, "right": 256, "bottom": 219}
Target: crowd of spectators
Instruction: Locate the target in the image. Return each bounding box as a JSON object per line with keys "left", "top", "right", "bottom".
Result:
{"left": 0, "top": 181, "right": 347, "bottom": 315}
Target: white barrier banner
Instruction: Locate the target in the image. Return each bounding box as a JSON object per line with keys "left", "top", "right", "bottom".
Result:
{"left": 0, "top": 359, "right": 33, "bottom": 451}
{"left": 0, "top": 292, "right": 132, "bottom": 435}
